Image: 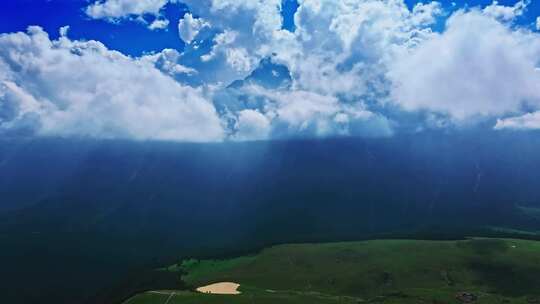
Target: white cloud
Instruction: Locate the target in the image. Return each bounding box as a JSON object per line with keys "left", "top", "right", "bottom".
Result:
{"left": 200, "top": 30, "right": 238, "bottom": 62}
{"left": 0, "top": 27, "right": 224, "bottom": 141}
{"left": 482, "top": 0, "right": 529, "bottom": 22}
{"left": 389, "top": 10, "right": 540, "bottom": 121}
{"left": 178, "top": 13, "right": 209, "bottom": 44}
{"left": 176, "top": 0, "right": 540, "bottom": 128}
{"left": 181, "top": 0, "right": 283, "bottom": 82}
{"left": 141, "top": 49, "right": 197, "bottom": 76}
{"left": 59, "top": 25, "right": 70, "bottom": 37}
{"left": 495, "top": 112, "right": 540, "bottom": 130}
{"left": 226, "top": 85, "right": 394, "bottom": 138}
{"left": 86, "top": 0, "right": 169, "bottom": 19}
{"left": 5, "top": 0, "right": 540, "bottom": 141}
{"left": 175, "top": 0, "right": 442, "bottom": 137}
{"left": 149, "top": 18, "right": 169, "bottom": 30}
{"left": 411, "top": 2, "right": 443, "bottom": 26}
{"left": 536, "top": 16, "right": 540, "bottom": 31}
{"left": 272, "top": 90, "right": 343, "bottom": 136}
{"left": 183, "top": 0, "right": 283, "bottom": 36}
{"left": 234, "top": 109, "right": 271, "bottom": 141}
{"left": 85, "top": 0, "right": 174, "bottom": 30}
{"left": 224, "top": 48, "right": 256, "bottom": 73}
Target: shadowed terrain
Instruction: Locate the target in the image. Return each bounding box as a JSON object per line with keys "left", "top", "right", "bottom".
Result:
{"left": 1, "top": 132, "right": 540, "bottom": 303}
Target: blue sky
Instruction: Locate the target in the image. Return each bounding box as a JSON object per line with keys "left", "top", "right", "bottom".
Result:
{"left": 0, "top": 0, "right": 540, "bottom": 142}
{"left": 0, "top": 0, "right": 189, "bottom": 55}
{"left": 0, "top": 0, "right": 301, "bottom": 56}
{"left": 1, "top": 0, "right": 537, "bottom": 56}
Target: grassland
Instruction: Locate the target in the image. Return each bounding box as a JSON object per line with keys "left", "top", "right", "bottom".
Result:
{"left": 124, "top": 238, "right": 540, "bottom": 304}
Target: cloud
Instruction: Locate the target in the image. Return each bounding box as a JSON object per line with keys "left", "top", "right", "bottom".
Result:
{"left": 222, "top": 48, "right": 256, "bottom": 73}
{"left": 389, "top": 9, "right": 540, "bottom": 121}
{"left": 191, "top": 0, "right": 441, "bottom": 102}
{"left": 86, "top": 0, "right": 169, "bottom": 19}
{"left": 176, "top": 0, "right": 540, "bottom": 122}
{"left": 200, "top": 30, "right": 238, "bottom": 62}
{"left": 174, "top": 0, "right": 442, "bottom": 137}
{"left": 141, "top": 49, "right": 198, "bottom": 76}
{"left": 482, "top": 0, "right": 529, "bottom": 22}
{"left": 179, "top": 0, "right": 284, "bottom": 83}
{"left": 148, "top": 18, "right": 169, "bottom": 30}
{"left": 266, "top": 89, "right": 346, "bottom": 136}
{"left": 495, "top": 112, "right": 540, "bottom": 130}
{"left": 4, "top": 0, "right": 540, "bottom": 141}
{"left": 537, "top": 16, "right": 540, "bottom": 31}
{"left": 234, "top": 109, "right": 271, "bottom": 141}
{"left": 178, "top": 13, "right": 209, "bottom": 44}
{"left": 85, "top": 0, "right": 174, "bottom": 30}
{"left": 0, "top": 27, "right": 224, "bottom": 141}
{"left": 219, "top": 83, "right": 394, "bottom": 139}
{"left": 59, "top": 25, "right": 70, "bottom": 37}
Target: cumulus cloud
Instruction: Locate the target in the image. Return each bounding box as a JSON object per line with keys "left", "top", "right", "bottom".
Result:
{"left": 234, "top": 109, "right": 271, "bottom": 141}
{"left": 222, "top": 48, "right": 256, "bottom": 73}
{"left": 86, "top": 0, "right": 169, "bottom": 19}
{"left": 183, "top": 0, "right": 540, "bottom": 134}
{"left": 85, "top": 0, "right": 174, "bottom": 30}
{"left": 389, "top": 9, "right": 540, "bottom": 121}
{"left": 148, "top": 18, "right": 169, "bottom": 30}
{"left": 178, "top": 13, "right": 209, "bottom": 44}
{"left": 174, "top": 0, "right": 442, "bottom": 138}
{"left": 59, "top": 25, "right": 70, "bottom": 37}
{"left": 173, "top": 0, "right": 442, "bottom": 98}
{"left": 537, "top": 16, "right": 540, "bottom": 31}
{"left": 182, "top": 1, "right": 540, "bottom": 116}
{"left": 0, "top": 27, "right": 224, "bottom": 141}
{"left": 200, "top": 30, "right": 238, "bottom": 62}
{"left": 259, "top": 89, "right": 347, "bottom": 137}
{"left": 482, "top": 0, "right": 529, "bottom": 21}
{"left": 495, "top": 112, "right": 540, "bottom": 130}
{"left": 141, "top": 48, "right": 198, "bottom": 76}
{"left": 180, "top": 0, "right": 284, "bottom": 83}
{"left": 220, "top": 83, "right": 394, "bottom": 139}
{"left": 3, "top": 0, "right": 540, "bottom": 141}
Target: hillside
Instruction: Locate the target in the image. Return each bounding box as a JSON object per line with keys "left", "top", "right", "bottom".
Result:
{"left": 2, "top": 135, "right": 540, "bottom": 303}
{"left": 125, "top": 238, "right": 540, "bottom": 304}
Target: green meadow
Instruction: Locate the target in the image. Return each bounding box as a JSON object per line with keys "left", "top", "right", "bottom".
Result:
{"left": 125, "top": 238, "right": 540, "bottom": 304}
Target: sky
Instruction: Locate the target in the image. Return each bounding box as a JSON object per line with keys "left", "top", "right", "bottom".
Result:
{"left": 0, "top": 0, "right": 539, "bottom": 142}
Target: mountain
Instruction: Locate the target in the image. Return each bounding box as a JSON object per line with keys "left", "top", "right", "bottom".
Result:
{"left": 1, "top": 132, "right": 540, "bottom": 303}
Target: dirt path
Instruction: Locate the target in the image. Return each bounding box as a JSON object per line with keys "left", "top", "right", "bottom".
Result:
{"left": 196, "top": 282, "right": 241, "bottom": 295}
{"left": 164, "top": 292, "right": 175, "bottom": 304}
